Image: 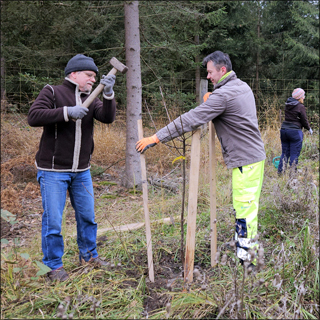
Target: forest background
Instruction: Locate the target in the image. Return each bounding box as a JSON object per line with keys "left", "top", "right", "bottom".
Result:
{"left": 1, "top": 1, "right": 319, "bottom": 319}
{"left": 1, "top": 0, "right": 319, "bottom": 118}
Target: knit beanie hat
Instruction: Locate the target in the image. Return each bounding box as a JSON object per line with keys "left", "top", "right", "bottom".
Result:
{"left": 64, "top": 54, "right": 98, "bottom": 76}
{"left": 292, "top": 88, "right": 305, "bottom": 100}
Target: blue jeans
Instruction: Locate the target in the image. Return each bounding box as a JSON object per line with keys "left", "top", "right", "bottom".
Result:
{"left": 37, "top": 169, "right": 98, "bottom": 270}
{"left": 278, "top": 129, "right": 303, "bottom": 173}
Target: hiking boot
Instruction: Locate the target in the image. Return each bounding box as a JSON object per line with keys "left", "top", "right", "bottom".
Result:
{"left": 46, "top": 267, "right": 69, "bottom": 282}
{"left": 242, "top": 261, "right": 256, "bottom": 273}
{"left": 240, "top": 260, "right": 256, "bottom": 270}
{"left": 84, "top": 256, "right": 108, "bottom": 268}
{"left": 247, "top": 263, "right": 256, "bottom": 272}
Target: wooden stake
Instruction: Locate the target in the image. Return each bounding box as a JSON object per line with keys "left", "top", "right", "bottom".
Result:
{"left": 137, "top": 119, "right": 155, "bottom": 282}
{"left": 209, "top": 121, "right": 217, "bottom": 267}
{"left": 184, "top": 129, "right": 201, "bottom": 282}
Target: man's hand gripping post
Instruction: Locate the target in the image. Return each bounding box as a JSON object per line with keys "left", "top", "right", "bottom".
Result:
{"left": 135, "top": 134, "right": 160, "bottom": 154}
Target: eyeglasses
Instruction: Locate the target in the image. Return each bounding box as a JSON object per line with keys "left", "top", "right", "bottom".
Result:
{"left": 81, "top": 71, "right": 96, "bottom": 80}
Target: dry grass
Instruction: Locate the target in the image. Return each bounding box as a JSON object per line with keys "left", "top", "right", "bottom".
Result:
{"left": 92, "top": 121, "right": 126, "bottom": 167}
{"left": 1, "top": 102, "right": 319, "bottom": 319}
{"left": 1, "top": 113, "right": 41, "bottom": 162}
{"left": 258, "top": 95, "right": 283, "bottom": 131}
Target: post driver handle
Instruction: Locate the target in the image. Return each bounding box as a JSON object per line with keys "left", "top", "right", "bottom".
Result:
{"left": 82, "top": 67, "right": 117, "bottom": 109}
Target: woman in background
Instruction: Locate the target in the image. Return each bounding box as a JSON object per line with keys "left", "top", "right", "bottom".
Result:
{"left": 278, "top": 88, "right": 312, "bottom": 174}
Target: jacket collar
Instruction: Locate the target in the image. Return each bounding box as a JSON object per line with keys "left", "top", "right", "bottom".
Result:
{"left": 63, "top": 77, "right": 90, "bottom": 95}
{"left": 286, "top": 97, "right": 301, "bottom": 106}
{"left": 214, "top": 70, "right": 236, "bottom": 90}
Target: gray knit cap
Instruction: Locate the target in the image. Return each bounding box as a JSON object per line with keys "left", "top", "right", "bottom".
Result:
{"left": 64, "top": 54, "right": 98, "bottom": 76}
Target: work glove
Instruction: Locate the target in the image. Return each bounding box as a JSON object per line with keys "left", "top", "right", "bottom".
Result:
{"left": 309, "top": 128, "right": 313, "bottom": 135}
{"left": 100, "top": 74, "right": 116, "bottom": 96}
{"left": 67, "top": 105, "right": 88, "bottom": 120}
{"left": 203, "top": 92, "right": 212, "bottom": 102}
{"left": 136, "top": 134, "right": 160, "bottom": 154}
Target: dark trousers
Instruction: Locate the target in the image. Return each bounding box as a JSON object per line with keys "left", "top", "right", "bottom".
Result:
{"left": 278, "top": 129, "right": 303, "bottom": 173}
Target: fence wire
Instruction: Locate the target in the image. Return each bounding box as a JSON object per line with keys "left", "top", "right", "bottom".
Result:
{"left": 1, "top": 67, "right": 319, "bottom": 126}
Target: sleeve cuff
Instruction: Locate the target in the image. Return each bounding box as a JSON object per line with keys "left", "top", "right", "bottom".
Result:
{"left": 103, "top": 91, "right": 115, "bottom": 100}
{"left": 63, "top": 106, "right": 69, "bottom": 122}
{"left": 152, "top": 134, "right": 160, "bottom": 144}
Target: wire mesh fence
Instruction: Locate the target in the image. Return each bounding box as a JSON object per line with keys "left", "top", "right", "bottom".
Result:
{"left": 1, "top": 67, "right": 319, "bottom": 127}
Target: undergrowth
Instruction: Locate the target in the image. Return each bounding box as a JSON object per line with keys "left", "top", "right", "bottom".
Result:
{"left": 1, "top": 111, "right": 319, "bottom": 319}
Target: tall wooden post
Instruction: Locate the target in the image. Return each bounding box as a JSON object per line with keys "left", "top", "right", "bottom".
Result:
{"left": 137, "top": 119, "right": 154, "bottom": 282}
{"left": 209, "top": 121, "right": 217, "bottom": 266}
{"left": 199, "top": 79, "right": 208, "bottom": 104}
{"left": 184, "top": 129, "right": 201, "bottom": 282}
{"left": 200, "top": 79, "right": 209, "bottom": 132}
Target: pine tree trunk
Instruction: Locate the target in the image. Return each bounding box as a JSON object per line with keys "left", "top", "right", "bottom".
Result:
{"left": 122, "top": 1, "right": 142, "bottom": 188}
{"left": 195, "top": 35, "right": 200, "bottom": 105}
{"left": 1, "top": 27, "right": 7, "bottom": 111}
{"left": 1, "top": 57, "right": 6, "bottom": 106}
{"left": 255, "top": 9, "right": 261, "bottom": 96}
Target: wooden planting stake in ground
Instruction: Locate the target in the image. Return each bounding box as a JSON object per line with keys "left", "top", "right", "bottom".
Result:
{"left": 209, "top": 121, "right": 217, "bottom": 266}
{"left": 137, "top": 119, "right": 155, "bottom": 282}
{"left": 184, "top": 129, "right": 201, "bottom": 282}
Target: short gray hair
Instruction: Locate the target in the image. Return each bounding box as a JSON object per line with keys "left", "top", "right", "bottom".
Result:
{"left": 202, "top": 51, "right": 232, "bottom": 72}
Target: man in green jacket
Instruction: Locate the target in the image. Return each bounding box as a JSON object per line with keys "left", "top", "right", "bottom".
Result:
{"left": 136, "top": 51, "right": 265, "bottom": 267}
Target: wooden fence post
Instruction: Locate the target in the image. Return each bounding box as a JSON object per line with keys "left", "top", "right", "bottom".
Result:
{"left": 199, "top": 79, "right": 209, "bottom": 104}
{"left": 209, "top": 121, "right": 217, "bottom": 266}
{"left": 184, "top": 129, "right": 201, "bottom": 282}
{"left": 137, "top": 119, "right": 155, "bottom": 282}
{"left": 200, "top": 79, "right": 209, "bottom": 133}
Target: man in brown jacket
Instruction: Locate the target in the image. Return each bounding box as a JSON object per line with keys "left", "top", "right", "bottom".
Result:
{"left": 28, "top": 54, "right": 116, "bottom": 282}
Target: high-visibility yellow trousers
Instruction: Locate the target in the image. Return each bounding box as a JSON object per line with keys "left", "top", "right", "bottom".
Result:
{"left": 232, "top": 160, "right": 265, "bottom": 264}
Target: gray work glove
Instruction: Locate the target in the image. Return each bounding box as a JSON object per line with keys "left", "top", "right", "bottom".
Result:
{"left": 309, "top": 128, "right": 313, "bottom": 135}
{"left": 67, "top": 105, "right": 88, "bottom": 120}
{"left": 100, "top": 74, "right": 116, "bottom": 96}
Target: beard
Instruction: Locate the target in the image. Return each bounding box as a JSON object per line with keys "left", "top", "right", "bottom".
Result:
{"left": 82, "top": 82, "right": 93, "bottom": 93}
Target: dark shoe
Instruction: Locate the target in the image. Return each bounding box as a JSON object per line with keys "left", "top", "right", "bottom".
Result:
{"left": 46, "top": 267, "right": 69, "bottom": 282}
{"left": 240, "top": 260, "right": 256, "bottom": 270}
{"left": 87, "top": 256, "right": 108, "bottom": 268}
{"left": 247, "top": 263, "right": 256, "bottom": 272}
{"left": 242, "top": 262, "right": 256, "bottom": 273}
